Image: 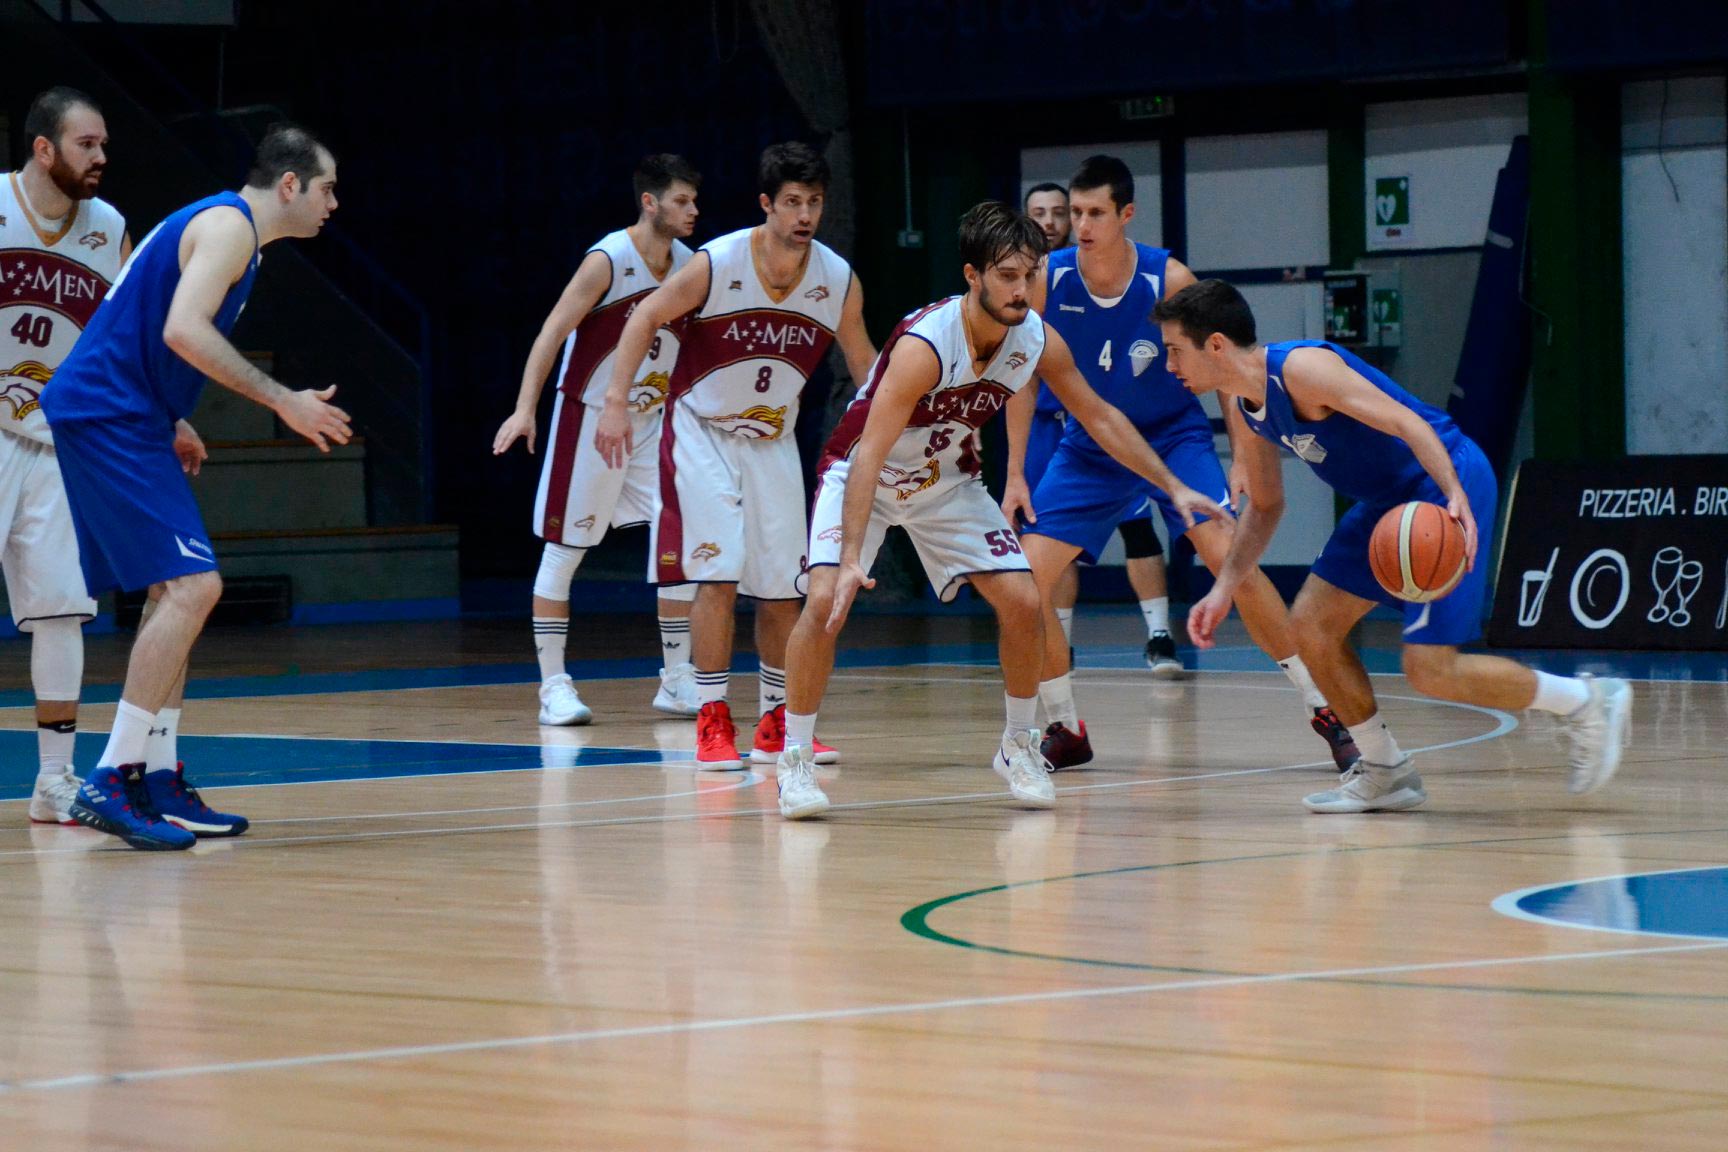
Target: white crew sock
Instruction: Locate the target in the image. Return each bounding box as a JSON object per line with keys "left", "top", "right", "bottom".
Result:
{"left": 145, "top": 707, "right": 181, "bottom": 773}
{"left": 785, "top": 710, "right": 817, "bottom": 750}
{"left": 36, "top": 719, "right": 75, "bottom": 782}
{"left": 758, "top": 664, "right": 787, "bottom": 717}
{"left": 1277, "top": 654, "right": 1329, "bottom": 710}
{"left": 694, "top": 670, "right": 729, "bottom": 706}
{"left": 1038, "top": 674, "right": 1077, "bottom": 728}
{"left": 96, "top": 700, "right": 155, "bottom": 769}
{"left": 658, "top": 615, "right": 692, "bottom": 669}
{"left": 1004, "top": 693, "right": 1038, "bottom": 744}
{"left": 1530, "top": 670, "right": 1592, "bottom": 715}
{"left": 533, "top": 615, "right": 567, "bottom": 682}
{"left": 1055, "top": 607, "right": 1074, "bottom": 644}
{"left": 1351, "top": 712, "right": 1406, "bottom": 767}
{"left": 1139, "top": 596, "right": 1169, "bottom": 637}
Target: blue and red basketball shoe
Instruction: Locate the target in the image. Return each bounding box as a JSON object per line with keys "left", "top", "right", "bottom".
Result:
{"left": 68, "top": 765, "right": 196, "bottom": 850}
{"left": 145, "top": 763, "right": 250, "bottom": 837}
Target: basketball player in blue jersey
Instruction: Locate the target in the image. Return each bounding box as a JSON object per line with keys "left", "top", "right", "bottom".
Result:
{"left": 1011, "top": 155, "right": 1358, "bottom": 772}
{"left": 1022, "top": 179, "right": 1180, "bottom": 677}
{"left": 41, "top": 124, "right": 351, "bottom": 849}
{"left": 1154, "top": 279, "right": 1630, "bottom": 813}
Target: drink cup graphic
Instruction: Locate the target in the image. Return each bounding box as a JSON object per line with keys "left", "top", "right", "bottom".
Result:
{"left": 1518, "top": 547, "right": 1559, "bottom": 627}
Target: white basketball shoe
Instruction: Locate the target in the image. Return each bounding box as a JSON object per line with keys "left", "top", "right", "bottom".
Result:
{"left": 1303, "top": 757, "right": 1427, "bottom": 813}
{"left": 652, "top": 662, "right": 701, "bottom": 717}
{"left": 776, "top": 743, "right": 831, "bottom": 820}
{"left": 538, "top": 674, "right": 593, "bottom": 726}
{"left": 1563, "top": 673, "right": 1632, "bottom": 795}
{"left": 29, "top": 767, "right": 82, "bottom": 825}
{"left": 993, "top": 729, "right": 1056, "bottom": 809}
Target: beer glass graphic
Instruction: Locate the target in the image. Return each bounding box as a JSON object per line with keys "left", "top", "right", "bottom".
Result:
{"left": 1648, "top": 546, "right": 1703, "bottom": 627}
{"left": 1518, "top": 548, "right": 1559, "bottom": 627}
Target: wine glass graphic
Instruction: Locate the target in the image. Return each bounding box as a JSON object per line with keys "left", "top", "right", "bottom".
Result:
{"left": 1648, "top": 546, "right": 1704, "bottom": 627}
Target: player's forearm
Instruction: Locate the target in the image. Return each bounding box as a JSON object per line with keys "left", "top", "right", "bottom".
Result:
{"left": 1214, "top": 498, "right": 1281, "bottom": 594}
{"left": 1088, "top": 407, "right": 1180, "bottom": 494}
{"left": 603, "top": 310, "right": 659, "bottom": 409}
{"left": 837, "top": 450, "right": 884, "bottom": 567}
{"left": 1404, "top": 415, "right": 1465, "bottom": 500}
{"left": 513, "top": 332, "right": 563, "bottom": 414}
{"left": 164, "top": 318, "right": 289, "bottom": 410}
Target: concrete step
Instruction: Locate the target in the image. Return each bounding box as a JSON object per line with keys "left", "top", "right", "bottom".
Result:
{"left": 186, "top": 352, "right": 280, "bottom": 441}
{"left": 191, "top": 439, "right": 367, "bottom": 533}
{"left": 210, "top": 524, "right": 459, "bottom": 621}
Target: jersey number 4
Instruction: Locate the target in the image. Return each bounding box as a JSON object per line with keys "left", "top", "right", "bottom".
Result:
{"left": 1097, "top": 340, "right": 1113, "bottom": 373}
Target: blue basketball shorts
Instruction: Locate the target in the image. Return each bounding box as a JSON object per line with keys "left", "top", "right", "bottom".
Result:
{"left": 1311, "top": 439, "right": 1498, "bottom": 647}
{"left": 1023, "top": 431, "right": 1230, "bottom": 564}
{"left": 51, "top": 415, "right": 217, "bottom": 595}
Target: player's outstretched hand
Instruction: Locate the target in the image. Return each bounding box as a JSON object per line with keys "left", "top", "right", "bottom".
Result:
{"left": 277, "top": 386, "right": 352, "bottom": 453}
{"left": 1000, "top": 475, "right": 1036, "bottom": 529}
{"left": 1447, "top": 489, "right": 1479, "bottom": 571}
{"left": 1171, "top": 485, "right": 1233, "bottom": 530}
{"left": 825, "top": 560, "right": 875, "bottom": 635}
{"left": 173, "top": 419, "right": 208, "bottom": 476}
{"left": 593, "top": 401, "right": 633, "bottom": 469}
{"left": 1186, "top": 584, "right": 1233, "bottom": 650}
{"left": 493, "top": 409, "right": 537, "bottom": 456}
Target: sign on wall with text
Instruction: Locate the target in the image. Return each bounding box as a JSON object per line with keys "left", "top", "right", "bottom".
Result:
{"left": 1489, "top": 456, "right": 1728, "bottom": 650}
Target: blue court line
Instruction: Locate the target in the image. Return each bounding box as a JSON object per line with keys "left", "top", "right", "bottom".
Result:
{"left": 0, "top": 734, "right": 685, "bottom": 801}
{"left": 1493, "top": 867, "right": 1728, "bottom": 942}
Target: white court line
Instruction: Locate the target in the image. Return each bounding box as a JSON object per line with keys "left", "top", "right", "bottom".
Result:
{"left": 0, "top": 691, "right": 1516, "bottom": 857}
{"left": 1492, "top": 866, "right": 1728, "bottom": 942}
{"left": 4, "top": 938, "right": 1721, "bottom": 1095}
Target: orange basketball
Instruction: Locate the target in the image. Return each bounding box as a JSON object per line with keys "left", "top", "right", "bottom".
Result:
{"left": 1369, "top": 501, "right": 1468, "bottom": 603}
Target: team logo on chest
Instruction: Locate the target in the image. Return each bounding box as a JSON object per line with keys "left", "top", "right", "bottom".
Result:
{"left": 921, "top": 379, "right": 1012, "bottom": 429}
{"left": 1129, "top": 340, "right": 1158, "bottom": 377}
{"left": 1282, "top": 433, "right": 1328, "bottom": 464}
{"left": 723, "top": 316, "right": 821, "bottom": 355}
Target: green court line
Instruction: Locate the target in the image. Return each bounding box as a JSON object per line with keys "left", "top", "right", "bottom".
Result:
{"left": 900, "top": 826, "right": 1728, "bottom": 1002}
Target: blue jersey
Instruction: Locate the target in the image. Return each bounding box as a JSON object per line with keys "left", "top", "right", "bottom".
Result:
{"left": 1244, "top": 341, "right": 1471, "bottom": 506}
{"left": 43, "top": 192, "right": 259, "bottom": 426}
{"left": 1041, "top": 242, "right": 1211, "bottom": 450}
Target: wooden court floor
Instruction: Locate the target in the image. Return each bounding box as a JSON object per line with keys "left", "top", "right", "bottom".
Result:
{"left": 1, "top": 614, "right": 1725, "bottom": 1150}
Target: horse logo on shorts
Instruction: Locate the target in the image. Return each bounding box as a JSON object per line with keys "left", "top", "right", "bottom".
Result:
{"left": 0, "top": 360, "right": 51, "bottom": 420}
{"left": 692, "top": 542, "right": 723, "bottom": 561}
{"left": 878, "top": 460, "right": 941, "bottom": 501}
{"left": 630, "top": 371, "right": 670, "bottom": 413}
{"left": 709, "top": 404, "right": 787, "bottom": 440}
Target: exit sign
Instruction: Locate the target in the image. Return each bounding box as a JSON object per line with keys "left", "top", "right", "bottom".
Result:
{"left": 1116, "top": 95, "right": 1174, "bottom": 121}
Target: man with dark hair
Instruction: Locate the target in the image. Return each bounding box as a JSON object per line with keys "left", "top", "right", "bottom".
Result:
{"left": 1155, "top": 278, "right": 1628, "bottom": 812}
{"left": 1022, "top": 175, "right": 1180, "bottom": 678}
{"left": 41, "top": 123, "right": 350, "bottom": 849}
{"left": 595, "top": 141, "right": 877, "bottom": 770}
{"left": 1023, "top": 182, "right": 1070, "bottom": 251}
{"left": 1013, "top": 153, "right": 1360, "bottom": 773}
{"left": 494, "top": 154, "right": 703, "bottom": 724}
{"left": 2, "top": 87, "right": 131, "bottom": 825}
{"left": 769, "top": 202, "right": 1228, "bottom": 819}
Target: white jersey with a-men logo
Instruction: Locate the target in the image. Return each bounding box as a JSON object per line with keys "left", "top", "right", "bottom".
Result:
{"left": 652, "top": 226, "right": 848, "bottom": 599}
{"left": 805, "top": 295, "right": 1042, "bottom": 602}
{"left": 533, "top": 228, "right": 692, "bottom": 548}
{"left": 0, "top": 174, "right": 125, "bottom": 627}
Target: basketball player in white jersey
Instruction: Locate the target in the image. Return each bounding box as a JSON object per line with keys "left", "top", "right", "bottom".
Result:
{"left": 772, "top": 202, "right": 1228, "bottom": 818}
{"left": 595, "top": 143, "right": 878, "bottom": 770}
{"left": 1, "top": 88, "right": 132, "bottom": 824}
{"left": 494, "top": 155, "right": 702, "bottom": 725}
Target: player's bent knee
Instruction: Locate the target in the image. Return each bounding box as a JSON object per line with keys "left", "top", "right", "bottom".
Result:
{"left": 28, "top": 617, "right": 84, "bottom": 701}
{"left": 165, "top": 570, "right": 223, "bottom": 615}
{"left": 1401, "top": 645, "right": 1459, "bottom": 697}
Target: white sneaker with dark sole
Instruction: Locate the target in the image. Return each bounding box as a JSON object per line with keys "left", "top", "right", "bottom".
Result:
{"left": 1303, "top": 758, "right": 1426, "bottom": 813}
